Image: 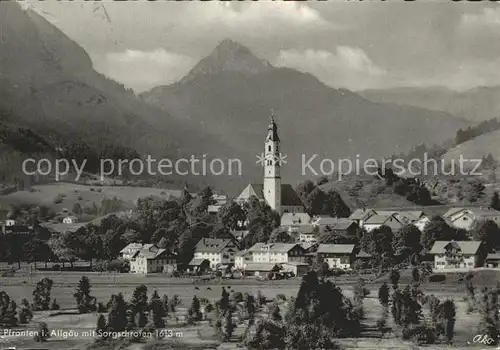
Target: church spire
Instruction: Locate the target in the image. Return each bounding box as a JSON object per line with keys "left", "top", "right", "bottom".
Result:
{"left": 266, "top": 110, "right": 280, "bottom": 142}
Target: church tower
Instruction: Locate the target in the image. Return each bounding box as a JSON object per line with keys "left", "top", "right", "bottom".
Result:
{"left": 263, "top": 113, "right": 281, "bottom": 214}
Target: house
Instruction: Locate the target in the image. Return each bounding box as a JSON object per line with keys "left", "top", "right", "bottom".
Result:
{"left": 1, "top": 224, "right": 31, "bottom": 235}
{"left": 485, "top": 253, "right": 500, "bottom": 268}
{"left": 318, "top": 218, "right": 358, "bottom": 236}
{"left": 445, "top": 208, "right": 500, "bottom": 231}
{"left": 242, "top": 263, "right": 281, "bottom": 277}
{"left": 63, "top": 216, "right": 79, "bottom": 224}
{"left": 5, "top": 219, "right": 16, "bottom": 227}
{"left": 349, "top": 209, "right": 377, "bottom": 226}
{"left": 395, "top": 211, "right": 425, "bottom": 225}
{"left": 234, "top": 249, "right": 252, "bottom": 270}
{"left": 188, "top": 258, "right": 210, "bottom": 274}
{"left": 429, "top": 240, "right": 482, "bottom": 269}
{"left": 193, "top": 238, "right": 240, "bottom": 269}
{"left": 316, "top": 244, "right": 356, "bottom": 269}
{"left": 247, "top": 243, "right": 306, "bottom": 264}
{"left": 281, "top": 212, "right": 312, "bottom": 235}
{"left": 414, "top": 216, "right": 430, "bottom": 232}
{"left": 298, "top": 231, "right": 318, "bottom": 244}
{"left": 281, "top": 261, "right": 309, "bottom": 277}
{"left": 120, "top": 243, "right": 150, "bottom": 261}
{"left": 362, "top": 213, "right": 404, "bottom": 232}
{"left": 129, "top": 245, "right": 177, "bottom": 274}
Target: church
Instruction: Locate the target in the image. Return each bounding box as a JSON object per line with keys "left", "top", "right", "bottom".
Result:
{"left": 236, "top": 115, "right": 305, "bottom": 215}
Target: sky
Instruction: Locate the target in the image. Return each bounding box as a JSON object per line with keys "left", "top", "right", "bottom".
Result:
{"left": 25, "top": 1, "right": 500, "bottom": 93}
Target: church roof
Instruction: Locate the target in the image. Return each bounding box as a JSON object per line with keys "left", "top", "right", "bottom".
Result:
{"left": 238, "top": 184, "right": 304, "bottom": 207}
{"left": 266, "top": 116, "right": 280, "bottom": 142}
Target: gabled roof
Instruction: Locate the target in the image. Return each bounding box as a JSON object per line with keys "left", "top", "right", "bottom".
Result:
{"left": 247, "top": 243, "right": 301, "bottom": 253}
{"left": 281, "top": 212, "right": 311, "bottom": 226}
{"left": 451, "top": 208, "right": 500, "bottom": 221}
{"left": 349, "top": 209, "right": 376, "bottom": 221}
{"left": 363, "top": 213, "right": 400, "bottom": 225}
{"left": 356, "top": 251, "right": 372, "bottom": 258}
{"left": 315, "top": 217, "right": 356, "bottom": 231}
{"left": 237, "top": 184, "right": 304, "bottom": 207}
{"left": 189, "top": 258, "right": 209, "bottom": 266}
{"left": 317, "top": 244, "right": 355, "bottom": 254}
{"left": 429, "top": 240, "right": 482, "bottom": 255}
{"left": 195, "top": 238, "right": 236, "bottom": 253}
{"left": 238, "top": 184, "right": 264, "bottom": 201}
{"left": 396, "top": 211, "right": 424, "bottom": 222}
{"left": 120, "top": 243, "right": 150, "bottom": 254}
{"left": 443, "top": 207, "right": 469, "bottom": 218}
{"left": 132, "top": 245, "right": 174, "bottom": 260}
{"left": 486, "top": 253, "right": 500, "bottom": 261}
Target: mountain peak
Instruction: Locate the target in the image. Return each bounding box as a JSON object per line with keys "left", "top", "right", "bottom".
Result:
{"left": 181, "top": 39, "right": 272, "bottom": 82}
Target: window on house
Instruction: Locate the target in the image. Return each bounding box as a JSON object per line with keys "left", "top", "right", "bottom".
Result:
{"left": 268, "top": 145, "right": 271, "bottom": 152}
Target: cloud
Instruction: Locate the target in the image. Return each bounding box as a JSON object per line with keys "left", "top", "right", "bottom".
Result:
{"left": 95, "top": 49, "right": 196, "bottom": 93}
{"left": 462, "top": 8, "right": 500, "bottom": 27}
{"left": 273, "top": 47, "right": 386, "bottom": 91}
{"left": 178, "top": 2, "right": 332, "bottom": 34}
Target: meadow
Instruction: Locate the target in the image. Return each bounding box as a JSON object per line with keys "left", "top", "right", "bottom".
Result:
{"left": 0, "top": 183, "right": 181, "bottom": 213}
{"left": 0, "top": 270, "right": 490, "bottom": 350}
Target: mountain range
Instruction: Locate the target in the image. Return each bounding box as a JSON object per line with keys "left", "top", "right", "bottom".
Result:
{"left": 360, "top": 86, "right": 500, "bottom": 123}
{"left": 0, "top": 3, "right": 476, "bottom": 193}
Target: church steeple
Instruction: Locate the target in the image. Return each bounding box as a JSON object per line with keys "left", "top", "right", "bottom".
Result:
{"left": 266, "top": 111, "right": 280, "bottom": 142}
{"left": 263, "top": 111, "right": 281, "bottom": 214}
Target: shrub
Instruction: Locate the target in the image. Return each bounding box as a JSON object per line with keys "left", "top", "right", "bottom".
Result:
{"left": 429, "top": 274, "right": 446, "bottom": 283}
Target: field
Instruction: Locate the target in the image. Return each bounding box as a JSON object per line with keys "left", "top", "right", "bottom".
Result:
{"left": 0, "top": 183, "right": 182, "bottom": 213}
{"left": 0, "top": 270, "right": 493, "bottom": 350}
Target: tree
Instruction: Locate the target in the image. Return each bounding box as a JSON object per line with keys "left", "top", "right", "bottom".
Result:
{"left": 187, "top": 296, "right": 202, "bottom": 323}
{"left": 421, "top": 216, "right": 454, "bottom": 251}
{"left": 72, "top": 202, "right": 82, "bottom": 215}
{"left": 312, "top": 254, "right": 330, "bottom": 277}
{"left": 50, "top": 299, "right": 60, "bottom": 311}
{"left": 0, "top": 292, "right": 17, "bottom": 327}
{"left": 218, "top": 201, "right": 245, "bottom": 231}
{"left": 243, "top": 319, "right": 285, "bottom": 349}
{"left": 222, "top": 311, "right": 235, "bottom": 341}
{"left": 286, "top": 271, "right": 360, "bottom": 342}
{"left": 393, "top": 224, "right": 421, "bottom": 260}
{"left": 32, "top": 278, "right": 53, "bottom": 311}
{"left": 244, "top": 293, "right": 256, "bottom": 320}
{"left": 23, "top": 239, "right": 50, "bottom": 268}
{"left": 129, "top": 285, "right": 148, "bottom": 328}
{"left": 49, "top": 231, "right": 78, "bottom": 267}
{"left": 478, "top": 287, "right": 500, "bottom": 344}
{"left": 441, "top": 299, "right": 456, "bottom": 343}
{"left": 18, "top": 298, "right": 33, "bottom": 324}
{"left": 107, "top": 293, "right": 127, "bottom": 332}
{"left": 390, "top": 269, "right": 400, "bottom": 291}
{"left": 268, "top": 228, "right": 294, "bottom": 243}
{"left": 491, "top": 192, "right": 500, "bottom": 211}
{"left": 270, "top": 302, "right": 282, "bottom": 322}
{"left": 219, "top": 287, "right": 230, "bottom": 315}
{"left": 378, "top": 282, "right": 390, "bottom": 307}
{"left": 471, "top": 219, "right": 500, "bottom": 251}
{"left": 34, "top": 322, "right": 50, "bottom": 342}
{"left": 148, "top": 290, "right": 166, "bottom": 329}
{"left": 360, "top": 225, "right": 394, "bottom": 260}
{"left": 74, "top": 276, "right": 97, "bottom": 314}
{"left": 95, "top": 314, "right": 108, "bottom": 338}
